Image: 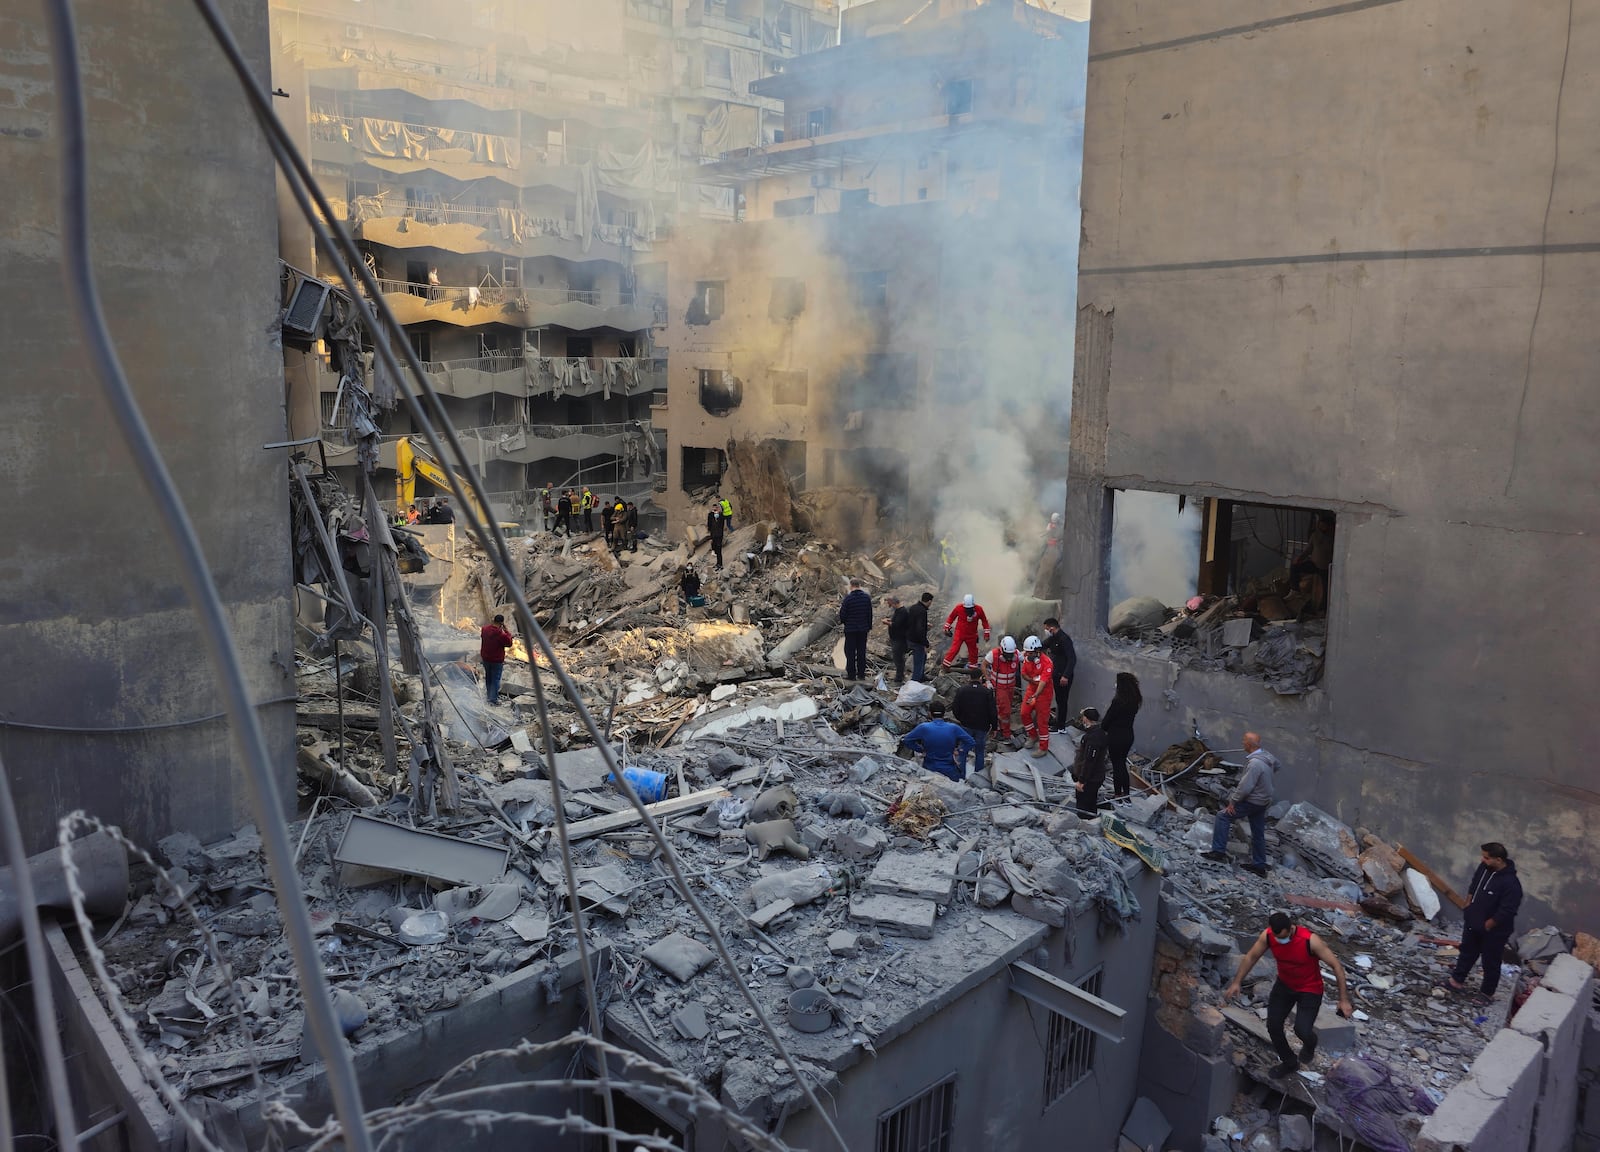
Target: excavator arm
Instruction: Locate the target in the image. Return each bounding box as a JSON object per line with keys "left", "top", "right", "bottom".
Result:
{"left": 394, "top": 437, "right": 487, "bottom": 523}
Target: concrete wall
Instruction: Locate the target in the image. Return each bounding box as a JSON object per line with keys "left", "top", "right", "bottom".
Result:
{"left": 1064, "top": 0, "right": 1600, "bottom": 926}
{"left": 769, "top": 866, "right": 1159, "bottom": 1152}
{"left": 1418, "top": 953, "right": 1595, "bottom": 1152}
{"left": 0, "top": 0, "right": 297, "bottom": 853}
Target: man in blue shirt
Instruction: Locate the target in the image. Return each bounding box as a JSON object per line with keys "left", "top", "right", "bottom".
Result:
{"left": 900, "top": 702, "right": 976, "bottom": 781}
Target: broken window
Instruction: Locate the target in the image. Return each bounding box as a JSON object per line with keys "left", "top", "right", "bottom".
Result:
{"left": 877, "top": 1074, "right": 955, "bottom": 1152}
{"left": 680, "top": 446, "right": 727, "bottom": 492}
{"left": 697, "top": 369, "right": 742, "bottom": 415}
{"left": 771, "top": 437, "right": 808, "bottom": 490}
{"left": 1107, "top": 489, "right": 1332, "bottom": 690}
{"left": 1044, "top": 969, "right": 1103, "bottom": 1105}
{"left": 769, "top": 278, "right": 806, "bottom": 321}
{"left": 773, "top": 195, "right": 815, "bottom": 218}
{"left": 705, "top": 45, "right": 732, "bottom": 89}
{"left": 944, "top": 78, "right": 973, "bottom": 117}
{"left": 770, "top": 369, "right": 808, "bottom": 406}
{"left": 806, "top": 107, "right": 830, "bottom": 138}
{"left": 686, "top": 280, "right": 725, "bottom": 325}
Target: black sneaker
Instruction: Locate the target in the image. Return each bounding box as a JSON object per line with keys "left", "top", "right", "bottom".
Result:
{"left": 1199, "top": 850, "right": 1231, "bottom": 864}
{"left": 1268, "top": 1060, "right": 1299, "bottom": 1079}
{"left": 1299, "top": 1038, "right": 1317, "bottom": 1065}
{"left": 1241, "top": 863, "right": 1269, "bottom": 876}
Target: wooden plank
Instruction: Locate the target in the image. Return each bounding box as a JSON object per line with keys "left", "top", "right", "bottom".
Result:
{"left": 565, "top": 765, "right": 762, "bottom": 840}
{"left": 1396, "top": 845, "right": 1468, "bottom": 910}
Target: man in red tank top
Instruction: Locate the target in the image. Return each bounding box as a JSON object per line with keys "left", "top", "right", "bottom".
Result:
{"left": 1223, "top": 912, "right": 1354, "bottom": 1079}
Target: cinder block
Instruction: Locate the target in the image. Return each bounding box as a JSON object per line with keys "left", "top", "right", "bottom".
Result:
{"left": 1314, "top": 1007, "right": 1358, "bottom": 1054}
{"left": 1514, "top": 987, "right": 1589, "bottom": 1152}
{"left": 1417, "top": 1029, "right": 1544, "bottom": 1152}
{"left": 1544, "top": 953, "right": 1597, "bottom": 1001}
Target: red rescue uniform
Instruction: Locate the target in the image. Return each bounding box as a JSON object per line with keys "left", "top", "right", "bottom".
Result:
{"left": 1019, "top": 652, "right": 1054, "bottom": 751}
{"left": 985, "top": 647, "right": 1021, "bottom": 738}
{"left": 942, "top": 603, "right": 991, "bottom": 669}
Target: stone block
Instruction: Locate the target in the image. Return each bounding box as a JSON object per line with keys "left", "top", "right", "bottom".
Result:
{"left": 1167, "top": 919, "right": 1204, "bottom": 950}
{"left": 975, "top": 874, "right": 1012, "bottom": 907}
{"left": 1404, "top": 868, "right": 1442, "bottom": 920}
{"left": 1275, "top": 802, "right": 1361, "bottom": 880}
{"left": 748, "top": 898, "right": 794, "bottom": 929}
{"left": 1221, "top": 618, "right": 1254, "bottom": 647}
{"left": 849, "top": 893, "right": 936, "bottom": 939}
{"left": 866, "top": 851, "right": 958, "bottom": 905}
{"left": 1278, "top": 1113, "right": 1312, "bottom": 1151}
{"left": 1314, "top": 1007, "right": 1358, "bottom": 1054}
{"left": 832, "top": 821, "right": 888, "bottom": 861}
{"left": 1417, "top": 1029, "right": 1543, "bottom": 1152}
{"left": 1120, "top": 1096, "right": 1171, "bottom": 1152}
{"left": 1544, "top": 952, "right": 1597, "bottom": 1000}
{"left": 1359, "top": 850, "right": 1404, "bottom": 896}
{"left": 1033, "top": 860, "right": 1083, "bottom": 901}
{"left": 1196, "top": 925, "right": 1235, "bottom": 956}
{"left": 1011, "top": 893, "right": 1068, "bottom": 927}
{"left": 1125, "top": 794, "right": 1167, "bottom": 828}
{"left": 991, "top": 805, "right": 1036, "bottom": 831}
{"left": 827, "top": 930, "right": 858, "bottom": 957}
{"left": 1185, "top": 1005, "right": 1227, "bottom": 1056}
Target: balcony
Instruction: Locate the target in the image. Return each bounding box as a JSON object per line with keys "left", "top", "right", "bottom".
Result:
{"left": 319, "top": 421, "right": 663, "bottom": 472}
{"left": 370, "top": 278, "right": 665, "bottom": 332}
{"left": 355, "top": 202, "right": 649, "bottom": 263}
{"left": 312, "top": 354, "right": 666, "bottom": 402}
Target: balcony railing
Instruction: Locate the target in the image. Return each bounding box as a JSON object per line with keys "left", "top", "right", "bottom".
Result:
{"left": 370, "top": 278, "right": 664, "bottom": 311}
{"left": 353, "top": 200, "right": 648, "bottom": 249}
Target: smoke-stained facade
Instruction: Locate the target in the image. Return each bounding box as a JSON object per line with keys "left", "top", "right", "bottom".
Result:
{"left": 270, "top": 0, "right": 835, "bottom": 512}
{"left": 661, "top": 0, "right": 1089, "bottom": 610}
{"left": 1065, "top": 0, "right": 1600, "bottom": 926}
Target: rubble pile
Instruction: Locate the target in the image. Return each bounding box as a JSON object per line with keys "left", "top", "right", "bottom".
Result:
{"left": 1106, "top": 588, "right": 1327, "bottom": 694}
{"left": 1120, "top": 738, "right": 1585, "bottom": 1149}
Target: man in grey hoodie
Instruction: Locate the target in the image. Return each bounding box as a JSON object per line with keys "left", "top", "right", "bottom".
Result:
{"left": 1201, "top": 731, "right": 1281, "bottom": 875}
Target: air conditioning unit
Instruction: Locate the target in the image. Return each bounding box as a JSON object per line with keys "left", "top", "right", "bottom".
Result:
{"left": 283, "top": 276, "right": 331, "bottom": 339}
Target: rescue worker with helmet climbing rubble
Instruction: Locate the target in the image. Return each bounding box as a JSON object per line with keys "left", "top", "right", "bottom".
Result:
{"left": 1019, "top": 634, "right": 1055, "bottom": 758}
{"left": 941, "top": 594, "right": 990, "bottom": 670}
{"left": 983, "top": 635, "right": 1021, "bottom": 744}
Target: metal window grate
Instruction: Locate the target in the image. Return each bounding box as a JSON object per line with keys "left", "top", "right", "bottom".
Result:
{"left": 877, "top": 1074, "right": 955, "bottom": 1152}
{"left": 1044, "top": 969, "right": 1103, "bottom": 1105}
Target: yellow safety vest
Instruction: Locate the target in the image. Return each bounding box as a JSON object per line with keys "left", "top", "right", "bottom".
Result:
{"left": 940, "top": 538, "right": 960, "bottom": 565}
{"left": 581, "top": 491, "right": 593, "bottom": 511}
{"left": 719, "top": 498, "right": 733, "bottom": 519}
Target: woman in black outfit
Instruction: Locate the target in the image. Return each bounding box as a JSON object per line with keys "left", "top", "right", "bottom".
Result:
{"left": 1102, "top": 672, "right": 1142, "bottom": 800}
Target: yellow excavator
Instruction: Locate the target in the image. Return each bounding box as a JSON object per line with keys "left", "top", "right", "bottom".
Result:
{"left": 394, "top": 437, "right": 490, "bottom": 524}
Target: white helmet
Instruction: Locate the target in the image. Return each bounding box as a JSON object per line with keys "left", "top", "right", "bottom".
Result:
{"left": 1023, "top": 635, "right": 1042, "bottom": 652}
{"left": 1000, "top": 636, "right": 1017, "bottom": 655}
{"left": 963, "top": 594, "right": 975, "bottom": 609}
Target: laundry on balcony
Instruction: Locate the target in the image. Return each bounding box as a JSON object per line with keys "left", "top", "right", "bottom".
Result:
{"left": 526, "top": 356, "right": 595, "bottom": 398}
{"left": 349, "top": 116, "right": 518, "bottom": 167}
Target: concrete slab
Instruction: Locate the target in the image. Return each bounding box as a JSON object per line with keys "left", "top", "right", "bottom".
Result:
{"left": 334, "top": 814, "right": 510, "bottom": 887}
{"left": 1513, "top": 984, "right": 1589, "bottom": 1152}
{"left": 849, "top": 893, "right": 937, "bottom": 939}
{"left": 1120, "top": 1095, "right": 1171, "bottom": 1152}
{"left": 866, "top": 851, "right": 958, "bottom": 905}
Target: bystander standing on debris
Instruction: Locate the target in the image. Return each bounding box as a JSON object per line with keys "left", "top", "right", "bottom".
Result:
{"left": 884, "top": 595, "right": 910, "bottom": 684}
{"left": 1041, "top": 617, "right": 1076, "bottom": 730}
{"left": 900, "top": 701, "right": 974, "bottom": 782}
{"left": 678, "top": 566, "right": 701, "bottom": 610}
{"left": 839, "top": 578, "right": 873, "bottom": 682}
{"left": 906, "top": 591, "right": 933, "bottom": 682}
{"left": 952, "top": 667, "right": 999, "bottom": 781}
{"left": 1101, "top": 671, "right": 1142, "bottom": 800}
{"left": 555, "top": 489, "right": 573, "bottom": 535}
{"left": 1071, "top": 707, "right": 1109, "bottom": 816}
{"left": 624, "top": 501, "right": 639, "bottom": 552}
{"left": 541, "top": 482, "right": 554, "bottom": 531}
{"left": 1224, "top": 911, "right": 1354, "bottom": 1079}
{"left": 479, "top": 613, "right": 514, "bottom": 705}
{"left": 601, "top": 496, "right": 616, "bottom": 546}
{"left": 706, "top": 502, "right": 728, "bottom": 570}
{"left": 431, "top": 497, "right": 455, "bottom": 524}
{"left": 1202, "top": 731, "right": 1279, "bottom": 875}
{"left": 1445, "top": 841, "right": 1523, "bottom": 1003}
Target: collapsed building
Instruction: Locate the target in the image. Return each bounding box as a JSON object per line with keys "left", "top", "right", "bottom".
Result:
{"left": 6, "top": 0, "right": 1600, "bottom": 1151}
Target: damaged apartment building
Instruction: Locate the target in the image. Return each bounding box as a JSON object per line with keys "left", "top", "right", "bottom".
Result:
{"left": 272, "top": 0, "right": 826, "bottom": 517}
{"left": 658, "top": 0, "right": 1089, "bottom": 534}
{"left": 1062, "top": 0, "right": 1600, "bottom": 933}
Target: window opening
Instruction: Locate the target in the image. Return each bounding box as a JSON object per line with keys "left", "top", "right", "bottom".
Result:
{"left": 877, "top": 1074, "right": 955, "bottom": 1152}
{"left": 1044, "top": 969, "right": 1102, "bottom": 1106}
{"left": 945, "top": 78, "right": 973, "bottom": 117}
{"left": 698, "top": 368, "right": 743, "bottom": 415}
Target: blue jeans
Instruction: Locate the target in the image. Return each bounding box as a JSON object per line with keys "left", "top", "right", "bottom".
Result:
{"left": 485, "top": 661, "right": 505, "bottom": 704}
{"left": 910, "top": 642, "right": 928, "bottom": 682}
{"left": 1212, "top": 800, "right": 1268, "bottom": 866}
{"left": 963, "top": 728, "right": 987, "bottom": 778}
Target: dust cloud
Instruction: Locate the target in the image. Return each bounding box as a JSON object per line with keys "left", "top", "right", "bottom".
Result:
{"left": 1109, "top": 490, "right": 1201, "bottom": 608}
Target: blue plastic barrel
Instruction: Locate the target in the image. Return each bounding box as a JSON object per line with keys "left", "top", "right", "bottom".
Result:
{"left": 609, "top": 765, "right": 668, "bottom": 803}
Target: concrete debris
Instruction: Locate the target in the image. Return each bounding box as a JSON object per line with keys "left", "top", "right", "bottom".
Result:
{"left": 671, "top": 1002, "right": 710, "bottom": 1040}
{"left": 745, "top": 818, "right": 810, "bottom": 860}
{"left": 1106, "top": 588, "right": 1328, "bottom": 692}
{"left": 643, "top": 933, "right": 716, "bottom": 983}
{"left": 1275, "top": 802, "right": 1363, "bottom": 880}
{"left": 1404, "top": 868, "right": 1442, "bottom": 921}
{"left": 1120, "top": 1095, "right": 1172, "bottom": 1152}
{"left": 1109, "top": 596, "right": 1169, "bottom": 635}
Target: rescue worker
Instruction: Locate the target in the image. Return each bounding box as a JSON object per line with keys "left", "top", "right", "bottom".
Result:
{"left": 938, "top": 537, "right": 961, "bottom": 594}
{"left": 624, "top": 501, "right": 639, "bottom": 552}
{"left": 580, "top": 487, "right": 595, "bottom": 532}
{"left": 610, "top": 499, "right": 627, "bottom": 554}
{"left": 555, "top": 490, "right": 574, "bottom": 536}
{"left": 540, "top": 482, "right": 554, "bottom": 531}
{"left": 717, "top": 492, "right": 734, "bottom": 529}
{"left": 600, "top": 497, "right": 616, "bottom": 546}
{"left": 941, "top": 594, "right": 990, "bottom": 670}
{"left": 1018, "top": 634, "right": 1055, "bottom": 758}
{"left": 706, "top": 502, "right": 728, "bottom": 570}
{"left": 982, "top": 636, "right": 1022, "bottom": 745}
{"left": 899, "top": 701, "right": 975, "bottom": 782}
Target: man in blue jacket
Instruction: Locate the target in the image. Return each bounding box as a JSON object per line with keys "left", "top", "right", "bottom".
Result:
{"left": 839, "top": 578, "right": 873, "bottom": 682}
{"left": 900, "top": 702, "right": 975, "bottom": 781}
{"left": 1446, "top": 842, "right": 1523, "bottom": 1001}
